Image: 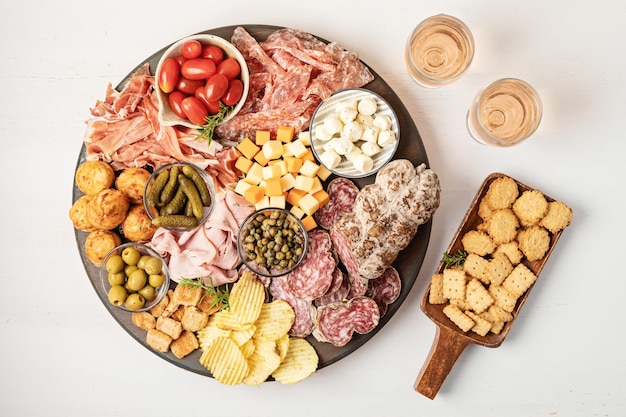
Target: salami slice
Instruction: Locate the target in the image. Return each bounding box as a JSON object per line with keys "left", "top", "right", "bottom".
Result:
{"left": 366, "top": 266, "right": 401, "bottom": 317}
{"left": 314, "top": 268, "right": 350, "bottom": 307}
{"left": 268, "top": 275, "right": 317, "bottom": 337}
{"left": 313, "top": 296, "right": 380, "bottom": 347}
{"left": 286, "top": 229, "right": 336, "bottom": 300}
{"left": 330, "top": 224, "right": 367, "bottom": 297}
{"left": 314, "top": 178, "right": 359, "bottom": 229}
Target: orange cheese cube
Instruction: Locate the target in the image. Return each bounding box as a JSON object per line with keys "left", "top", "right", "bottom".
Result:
{"left": 300, "top": 215, "right": 318, "bottom": 231}
{"left": 235, "top": 156, "right": 254, "bottom": 174}
{"left": 234, "top": 180, "right": 252, "bottom": 196}
{"left": 287, "top": 188, "right": 307, "bottom": 206}
{"left": 285, "top": 157, "right": 303, "bottom": 174}
{"left": 265, "top": 177, "right": 283, "bottom": 197}
{"left": 236, "top": 137, "right": 260, "bottom": 160}
{"left": 270, "top": 160, "right": 288, "bottom": 176}
{"left": 312, "top": 189, "right": 330, "bottom": 208}
{"left": 255, "top": 130, "right": 271, "bottom": 146}
{"left": 244, "top": 185, "right": 266, "bottom": 204}
{"left": 276, "top": 125, "right": 295, "bottom": 142}
{"left": 253, "top": 150, "right": 269, "bottom": 167}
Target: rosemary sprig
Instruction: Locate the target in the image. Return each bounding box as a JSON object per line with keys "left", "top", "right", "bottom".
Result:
{"left": 440, "top": 250, "right": 468, "bottom": 268}
{"left": 179, "top": 277, "right": 230, "bottom": 311}
{"left": 195, "top": 103, "right": 234, "bottom": 145}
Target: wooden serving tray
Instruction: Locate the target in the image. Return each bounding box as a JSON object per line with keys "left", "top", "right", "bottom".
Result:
{"left": 414, "top": 172, "right": 570, "bottom": 399}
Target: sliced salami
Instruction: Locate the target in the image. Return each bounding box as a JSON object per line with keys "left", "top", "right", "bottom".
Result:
{"left": 314, "top": 178, "right": 359, "bottom": 229}
{"left": 313, "top": 296, "right": 380, "bottom": 347}
{"left": 330, "top": 224, "right": 367, "bottom": 297}
{"left": 366, "top": 266, "right": 401, "bottom": 317}
{"left": 286, "top": 229, "right": 336, "bottom": 300}
{"left": 314, "top": 268, "right": 350, "bottom": 307}
{"left": 268, "top": 275, "right": 317, "bottom": 338}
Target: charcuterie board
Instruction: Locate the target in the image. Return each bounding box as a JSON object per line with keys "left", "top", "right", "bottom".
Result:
{"left": 73, "top": 24, "right": 432, "bottom": 377}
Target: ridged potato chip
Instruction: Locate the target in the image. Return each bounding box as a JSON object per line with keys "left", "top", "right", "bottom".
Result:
{"left": 213, "top": 310, "right": 255, "bottom": 333}
{"left": 197, "top": 320, "right": 231, "bottom": 351}
{"left": 272, "top": 337, "right": 318, "bottom": 384}
{"left": 203, "top": 336, "right": 249, "bottom": 386}
{"left": 243, "top": 339, "right": 282, "bottom": 386}
{"left": 230, "top": 270, "right": 265, "bottom": 324}
{"left": 275, "top": 333, "right": 290, "bottom": 362}
{"left": 230, "top": 324, "right": 256, "bottom": 347}
{"left": 254, "top": 300, "right": 295, "bottom": 341}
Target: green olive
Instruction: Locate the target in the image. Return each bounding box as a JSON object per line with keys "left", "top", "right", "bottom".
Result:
{"left": 124, "top": 264, "right": 138, "bottom": 277}
{"left": 121, "top": 246, "right": 141, "bottom": 266}
{"left": 137, "top": 255, "right": 151, "bottom": 270}
{"left": 144, "top": 257, "right": 162, "bottom": 275}
{"left": 149, "top": 273, "right": 166, "bottom": 288}
{"left": 125, "top": 293, "right": 145, "bottom": 311}
{"left": 105, "top": 255, "right": 125, "bottom": 274}
{"left": 108, "top": 285, "right": 128, "bottom": 306}
{"left": 138, "top": 285, "right": 156, "bottom": 302}
{"left": 126, "top": 268, "right": 148, "bottom": 292}
{"left": 108, "top": 271, "right": 126, "bottom": 286}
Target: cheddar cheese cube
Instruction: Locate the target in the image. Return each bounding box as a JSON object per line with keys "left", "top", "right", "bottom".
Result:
{"left": 255, "top": 130, "right": 271, "bottom": 146}
{"left": 301, "top": 148, "right": 316, "bottom": 162}
{"left": 300, "top": 215, "right": 317, "bottom": 231}
{"left": 235, "top": 156, "right": 254, "bottom": 174}
{"left": 285, "top": 157, "right": 303, "bottom": 174}
{"left": 312, "top": 189, "right": 330, "bottom": 208}
{"left": 244, "top": 185, "right": 266, "bottom": 204}
{"left": 298, "top": 131, "right": 311, "bottom": 146}
{"left": 236, "top": 137, "right": 260, "bottom": 160}
{"left": 265, "top": 177, "right": 283, "bottom": 197}
{"left": 253, "top": 150, "right": 269, "bottom": 167}
{"left": 276, "top": 125, "right": 295, "bottom": 142}
{"left": 309, "top": 177, "right": 323, "bottom": 194}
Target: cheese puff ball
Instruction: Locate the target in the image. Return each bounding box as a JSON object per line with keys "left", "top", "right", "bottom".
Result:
{"left": 115, "top": 167, "right": 151, "bottom": 204}
{"left": 69, "top": 195, "right": 98, "bottom": 232}
{"left": 84, "top": 230, "right": 122, "bottom": 265}
{"left": 87, "top": 188, "right": 130, "bottom": 230}
{"left": 75, "top": 160, "right": 115, "bottom": 195}
{"left": 122, "top": 204, "right": 157, "bottom": 242}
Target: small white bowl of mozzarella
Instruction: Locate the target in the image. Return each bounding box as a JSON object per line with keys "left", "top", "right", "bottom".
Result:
{"left": 309, "top": 88, "right": 400, "bottom": 178}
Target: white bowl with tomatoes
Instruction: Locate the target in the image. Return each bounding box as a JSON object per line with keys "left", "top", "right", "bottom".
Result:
{"left": 155, "top": 33, "right": 249, "bottom": 136}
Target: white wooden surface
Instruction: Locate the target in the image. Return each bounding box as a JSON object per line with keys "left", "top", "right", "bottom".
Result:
{"left": 1, "top": 1, "right": 624, "bottom": 416}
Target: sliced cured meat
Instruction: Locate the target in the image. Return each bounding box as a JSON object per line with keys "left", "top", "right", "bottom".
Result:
{"left": 286, "top": 229, "right": 336, "bottom": 300}
{"left": 366, "top": 266, "right": 401, "bottom": 317}
{"left": 314, "top": 178, "right": 359, "bottom": 229}
{"left": 313, "top": 296, "right": 380, "bottom": 347}
{"left": 268, "top": 275, "right": 317, "bottom": 338}
{"left": 216, "top": 26, "right": 374, "bottom": 143}
{"left": 314, "top": 269, "right": 350, "bottom": 307}
{"left": 330, "top": 223, "right": 367, "bottom": 297}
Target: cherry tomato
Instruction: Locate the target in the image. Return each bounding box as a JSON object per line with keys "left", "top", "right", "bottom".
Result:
{"left": 216, "top": 58, "right": 241, "bottom": 81}
{"left": 181, "top": 96, "right": 209, "bottom": 125}
{"left": 174, "top": 54, "right": 187, "bottom": 67}
{"left": 204, "top": 74, "right": 229, "bottom": 102}
{"left": 168, "top": 91, "right": 187, "bottom": 119}
{"left": 201, "top": 45, "right": 224, "bottom": 65}
{"left": 176, "top": 77, "right": 205, "bottom": 95}
{"left": 158, "top": 58, "right": 180, "bottom": 94}
{"left": 194, "top": 85, "right": 212, "bottom": 107}
{"left": 181, "top": 40, "right": 202, "bottom": 59}
{"left": 181, "top": 58, "right": 217, "bottom": 81}
{"left": 222, "top": 79, "right": 244, "bottom": 106}
{"left": 207, "top": 100, "right": 222, "bottom": 115}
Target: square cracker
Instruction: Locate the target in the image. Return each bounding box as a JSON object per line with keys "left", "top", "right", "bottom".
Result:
{"left": 489, "top": 285, "right": 518, "bottom": 312}
{"left": 465, "top": 310, "right": 492, "bottom": 336}
{"left": 465, "top": 278, "right": 494, "bottom": 314}
{"left": 484, "top": 254, "right": 514, "bottom": 286}
{"left": 442, "top": 269, "right": 466, "bottom": 300}
{"left": 463, "top": 253, "right": 490, "bottom": 284}
{"left": 443, "top": 304, "right": 475, "bottom": 332}
{"left": 428, "top": 273, "right": 446, "bottom": 304}
{"left": 502, "top": 263, "right": 538, "bottom": 298}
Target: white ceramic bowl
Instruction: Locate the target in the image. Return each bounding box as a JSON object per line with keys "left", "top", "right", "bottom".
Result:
{"left": 309, "top": 88, "right": 400, "bottom": 178}
{"left": 155, "top": 33, "right": 250, "bottom": 129}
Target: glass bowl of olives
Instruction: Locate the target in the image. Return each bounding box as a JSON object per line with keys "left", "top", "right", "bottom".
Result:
{"left": 237, "top": 208, "right": 309, "bottom": 278}
{"left": 99, "top": 242, "right": 170, "bottom": 312}
{"left": 143, "top": 161, "right": 215, "bottom": 231}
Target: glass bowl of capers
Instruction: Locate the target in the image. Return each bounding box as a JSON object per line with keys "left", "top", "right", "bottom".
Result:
{"left": 143, "top": 161, "right": 215, "bottom": 231}
{"left": 237, "top": 208, "right": 309, "bottom": 278}
{"left": 99, "top": 242, "right": 171, "bottom": 312}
